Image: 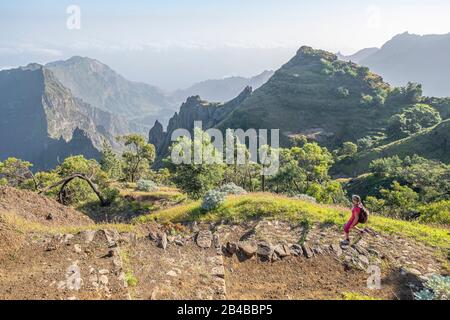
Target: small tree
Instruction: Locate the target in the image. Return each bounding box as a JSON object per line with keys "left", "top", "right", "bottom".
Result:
{"left": 379, "top": 181, "right": 419, "bottom": 219}
{"left": 117, "top": 134, "right": 156, "bottom": 182}
{"left": 50, "top": 155, "right": 112, "bottom": 205}
{"left": 0, "top": 157, "right": 37, "bottom": 189}
{"left": 388, "top": 104, "right": 441, "bottom": 137}
{"left": 340, "top": 142, "right": 358, "bottom": 157}
{"left": 100, "top": 141, "right": 123, "bottom": 180}
{"left": 168, "top": 128, "right": 224, "bottom": 199}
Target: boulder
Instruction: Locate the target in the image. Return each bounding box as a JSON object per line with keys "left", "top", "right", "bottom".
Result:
{"left": 148, "top": 230, "right": 159, "bottom": 242}
{"left": 290, "top": 244, "right": 303, "bottom": 256}
{"left": 353, "top": 244, "right": 369, "bottom": 256}
{"left": 166, "top": 270, "right": 178, "bottom": 277}
{"left": 211, "top": 266, "right": 225, "bottom": 278}
{"left": 403, "top": 267, "right": 422, "bottom": 277}
{"left": 158, "top": 233, "right": 168, "bottom": 250}
{"left": 257, "top": 242, "right": 274, "bottom": 259}
{"left": 174, "top": 238, "right": 185, "bottom": 246}
{"left": 213, "top": 234, "right": 221, "bottom": 249}
{"left": 301, "top": 243, "right": 314, "bottom": 258}
{"left": 80, "top": 230, "right": 96, "bottom": 244}
{"left": 330, "top": 243, "right": 342, "bottom": 256}
{"left": 312, "top": 246, "right": 323, "bottom": 255}
{"left": 99, "top": 275, "right": 109, "bottom": 286}
{"left": 238, "top": 242, "right": 257, "bottom": 257}
{"left": 274, "top": 244, "right": 291, "bottom": 258}
{"left": 63, "top": 234, "right": 74, "bottom": 243}
{"left": 225, "top": 242, "right": 238, "bottom": 255}
{"left": 196, "top": 230, "right": 213, "bottom": 248}
{"left": 100, "top": 229, "right": 120, "bottom": 248}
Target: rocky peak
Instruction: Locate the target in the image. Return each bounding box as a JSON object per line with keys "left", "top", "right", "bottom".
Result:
{"left": 149, "top": 86, "right": 253, "bottom": 165}
{"left": 149, "top": 120, "right": 165, "bottom": 153}
{"left": 295, "top": 46, "right": 337, "bottom": 62}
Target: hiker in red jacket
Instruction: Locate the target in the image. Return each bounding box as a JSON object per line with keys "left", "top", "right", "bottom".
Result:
{"left": 342, "top": 195, "right": 363, "bottom": 245}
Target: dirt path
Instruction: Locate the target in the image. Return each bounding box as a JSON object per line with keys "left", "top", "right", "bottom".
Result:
{"left": 0, "top": 230, "right": 129, "bottom": 300}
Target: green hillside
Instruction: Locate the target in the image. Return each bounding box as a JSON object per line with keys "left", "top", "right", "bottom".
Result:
{"left": 217, "top": 46, "right": 414, "bottom": 148}
{"left": 333, "top": 119, "right": 450, "bottom": 176}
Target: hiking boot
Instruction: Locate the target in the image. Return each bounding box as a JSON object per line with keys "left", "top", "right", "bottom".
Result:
{"left": 340, "top": 239, "right": 350, "bottom": 246}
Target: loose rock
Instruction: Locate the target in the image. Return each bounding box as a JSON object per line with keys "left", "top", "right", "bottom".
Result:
{"left": 290, "top": 244, "right": 303, "bottom": 257}
{"left": 257, "top": 242, "right": 274, "bottom": 259}
{"left": 301, "top": 243, "right": 314, "bottom": 258}
{"left": 225, "top": 242, "right": 238, "bottom": 255}
{"left": 274, "top": 244, "right": 291, "bottom": 258}
{"left": 74, "top": 244, "right": 82, "bottom": 254}
{"left": 196, "top": 230, "right": 213, "bottom": 248}
{"left": 238, "top": 242, "right": 257, "bottom": 257}
{"left": 330, "top": 243, "right": 342, "bottom": 256}
{"left": 158, "top": 233, "right": 168, "bottom": 250}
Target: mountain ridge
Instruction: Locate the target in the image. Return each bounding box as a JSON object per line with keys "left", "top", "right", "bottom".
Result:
{"left": 359, "top": 32, "right": 450, "bottom": 97}
{"left": 0, "top": 64, "right": 133, "bottom": 170}
{"left": 45, "top": 56, "right": 177, "bottom": 127}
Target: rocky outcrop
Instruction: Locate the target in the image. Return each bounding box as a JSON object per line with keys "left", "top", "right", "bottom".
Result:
{"left": 148, "top": 120, "right": 165, "bottom": 154}
{"left": 149, "top": 86, "right": 253, "bottom": 163}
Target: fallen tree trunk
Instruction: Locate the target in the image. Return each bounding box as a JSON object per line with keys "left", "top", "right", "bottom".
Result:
{"left": 38, "top": 173, "right": 109, "bottom": 206}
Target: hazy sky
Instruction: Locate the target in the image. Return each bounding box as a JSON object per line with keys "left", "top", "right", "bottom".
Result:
{"left": 1, "top": 0, "right": 450, "bottom": 89}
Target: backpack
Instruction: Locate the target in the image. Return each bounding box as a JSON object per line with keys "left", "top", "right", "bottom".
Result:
{"left": 358, "top": 205, "right": 369, "bottom": 224}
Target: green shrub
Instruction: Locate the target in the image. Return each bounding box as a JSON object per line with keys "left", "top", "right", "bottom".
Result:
{"left": 0, "top": 157, "right": 34, "bottom": 188}
{"left": 136, "top": 180, "right": 158, "bottom": 192}
{"left": 103, "top": 187, "right": 120, "bottom": 204}
{"left": 55, "top": 156, "right": 109, "bottom": 205}
{"left": 364, "top": 196, "right": 385, "bottom": 213}
{"left": 339, "top": 142, "right": 358, "bottom": 157}
{"left": 292, "top": 194, "right": 317, "bottom": 203}
{"left": 125, "top": 271, "right": 138, "bottom": 287}
{"left": 218, "top": 183, "right": 247, "bottom": 195}
{"left": 201, "top": 190, "right": 226, "bottom": 211}
{"left": 379, "top": 181, "right": 419, "bottom": 219}
{"left": 360, "top": 94, "right": 374, "bottom": 106}
{"left": 414, "top": 275, "right": 450, "bottom": 300}
{"left": 388, "top": 104, "right": 441, "bottom": 138}
{"left": 418, "top": 201, "right": 450, "bottom": 226}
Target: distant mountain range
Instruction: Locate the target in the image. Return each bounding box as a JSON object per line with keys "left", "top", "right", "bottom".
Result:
{"left": 337, "top": 47, "right": 379, "bottom": 63}
{"left": 0, "top": 64, "right": 131, "bottom": 170}
{"left": 2, "top": 32, "right": 450, "bottom": 171}
{"left": 172, "top": 70, "right": 274, "bottom": 104}
{"left": 0, "top": 57, "right": 274, "bottom": 169}
{"left": 340, "top": 32, "right": 450, "bottom": 97}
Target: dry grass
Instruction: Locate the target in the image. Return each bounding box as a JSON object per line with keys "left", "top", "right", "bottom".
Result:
{"left": 136, "top": 192, "right": 450, "bottom": 250}
{"left": 0, "top": 211, "right": 135, "bottom": 235}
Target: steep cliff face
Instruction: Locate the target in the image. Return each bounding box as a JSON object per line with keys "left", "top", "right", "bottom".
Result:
{"left": 149, "top": 86, "right": 252, "bottom": 162}
{"left": 46, "top": 56, "right": 177, "bottom": 127}
{"left": 0, "top": 64, "right": 126, "bottom": 170}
